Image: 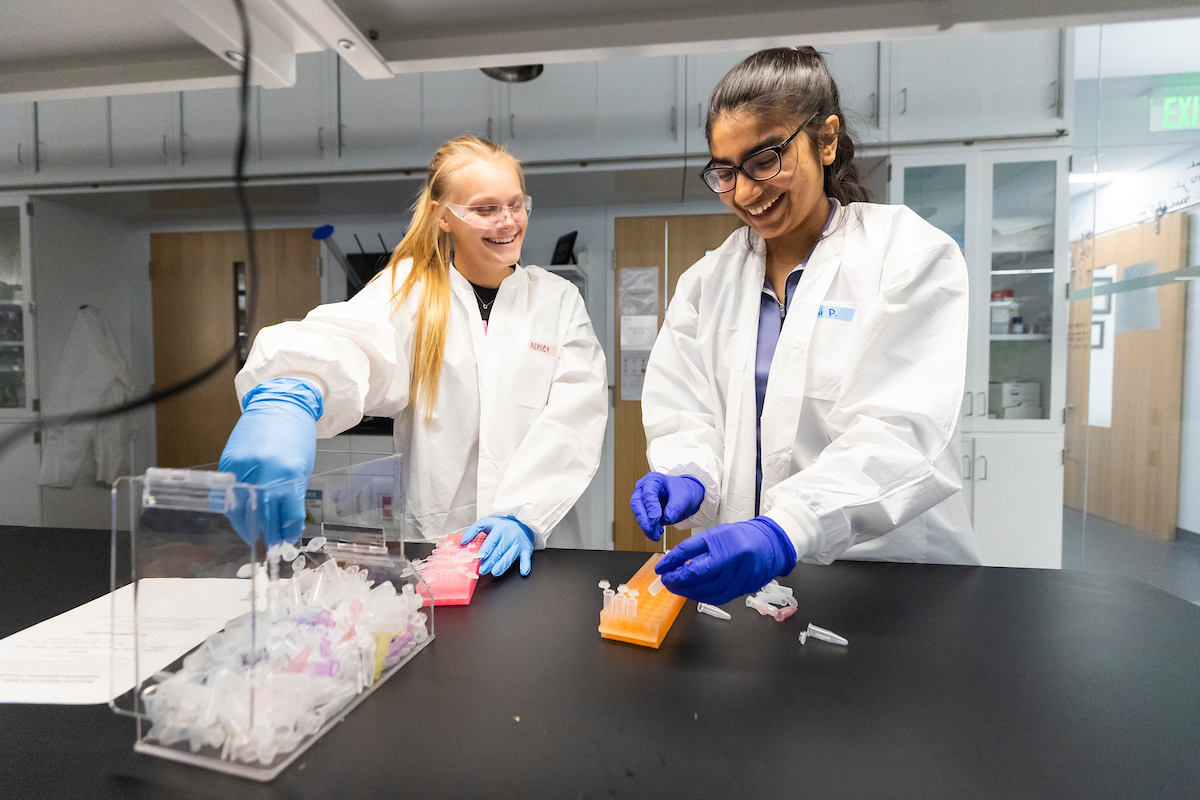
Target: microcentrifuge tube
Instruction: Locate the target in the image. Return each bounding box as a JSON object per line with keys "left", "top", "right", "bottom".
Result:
{"left": 798, "top": 623, "right": 848, "bottom": 646}
{"left": 648, "top": 576, "right": 664, "bottom": 596}
{"left": 598, "top": 580, "right": 614, "bottom": 609}
{"left": 697, "top": 603, "right": 731, "bottom": 620}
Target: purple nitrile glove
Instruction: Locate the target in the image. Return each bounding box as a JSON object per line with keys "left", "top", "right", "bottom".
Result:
{"left": 629, "top": 472, "right": 705, "bottom": 541}
{"left": 655, "top": 516, "right": 797, "bottom": 606}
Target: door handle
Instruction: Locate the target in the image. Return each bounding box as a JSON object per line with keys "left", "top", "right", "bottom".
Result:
{"left": 697, "top": 102, "right": 703, "bottom": 128}
{"left": 963, "top": 391, "right": 973, "bottom": 417}
{"left": 509, "top": 113, "right": 515, "bottom": 139}
{"left": 900, "top": 87, "right": 907, "bottom": 115}
{"left": 978, "top": 391, "right": 988, "bottom": 418}
{"left": 976, "top": 455, "right": 988, "bottom": 481}
{"left": 962, "top": 454, "right": 972, "bottom": 480}
{"left": 487, "top": 117, "right": 493, "bottom": 140}
{"left": 670, "top": 105, "right": 677, "bottom": 133}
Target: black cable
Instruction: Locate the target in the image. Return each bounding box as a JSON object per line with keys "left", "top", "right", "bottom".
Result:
{"left": 0, "top": 0, "right": 257, "bottom": 459}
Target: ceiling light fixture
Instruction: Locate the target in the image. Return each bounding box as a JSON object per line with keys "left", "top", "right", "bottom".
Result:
{"left": 338, "top": 39, "right": 357, "bottom": 52}
{"left": 1068, "top": 173, "right": 1126, "bottom": 184}
{"left": 224, "top": 50, "right": 246, "bottom": 64}
{"left": 481, "top": 65, "right": 544, "bottom": 83}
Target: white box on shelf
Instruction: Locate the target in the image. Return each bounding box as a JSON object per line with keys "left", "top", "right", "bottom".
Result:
{"left": 1002, "top": 404, "right": 1042, "bottom": 420}
{"left": 1001, "top": 382, "right": 1040, "bottom": 408}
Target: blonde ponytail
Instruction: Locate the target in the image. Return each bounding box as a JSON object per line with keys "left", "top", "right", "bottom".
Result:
{"left": 383, "top": 135, "right": 524, "bottom": 422}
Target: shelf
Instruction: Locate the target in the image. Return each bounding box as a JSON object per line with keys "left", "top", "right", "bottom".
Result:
{"left": 991, "top": 333, "right": 1051, "bottom": 341}
{"left": 0, "top": 341, "right": 24, "bottom": 347}
{"left": 0, "top": 300, "right": 22, "bottom": 306}
{"left": 991, "top": 268, "right": 1054, "bottom": 276}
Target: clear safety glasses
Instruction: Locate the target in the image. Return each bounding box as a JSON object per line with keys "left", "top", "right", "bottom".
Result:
{"left": 699, "top": 111, "right": 819, "bottom": 194}
{"left": 444, "top": 195, "right": 533, "bottom": 229}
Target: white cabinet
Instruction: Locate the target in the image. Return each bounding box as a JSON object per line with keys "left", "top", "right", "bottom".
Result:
{"left": 36, "top": 97, "right": 110, "bottom": 179}
{"left": 963, "top": 433, "right": 1063, "bottom": 568}
{"left": 337, "top": 61, "right": 422, "bottom": 169}
{"left": 890, "top": 29, "right": 1065, "bottom": 141}
{"left": 0, "top": 103, "right": 35, "bottom": 183}
{"left": 179, "top": 87, "right": 244, "bottom": 175}
{"left": 889, "top": 145, "right": 1069, "bottom": 433}
{"left": 0, "top": 202, "right": 35, "bottom": 416}
{"left": 595, "top": 56, "right": 684, "bottom": 158}
{"left": 504, "top": 62, "right": 598, "bottom": 162}
{"left": 111, "top": 93, "right": 176, "bottom": 177}
{"left": 255, "top": 52, "right": 332, "bottom": 173}
{"left": 0, "top": 421, "right": 41, "bottom": 526}
{"left": 422, "top": 69, "right": 500, "bottom": 159}
{"left": 684, "top": 45, "right": 884, "bottom": 152}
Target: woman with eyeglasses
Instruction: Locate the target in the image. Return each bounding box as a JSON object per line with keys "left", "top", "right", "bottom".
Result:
{"left": 220, "top": 135, "right": 607, "bottom": 577}
{"left": 630, "top": 47, "right": 979, "bottom": 605}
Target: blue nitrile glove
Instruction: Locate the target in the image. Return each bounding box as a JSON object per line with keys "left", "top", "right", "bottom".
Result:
{"left": 218, "top": 377, "right": 323, "bottom": 547}
{"left": 462, "top": 516, "right": 536, "bottom": 577}
{"left": 655, "top": 516, "right": 797, "bottom": 606}
{"left": 629, "top": 472, "right": 706, "bottom": 541}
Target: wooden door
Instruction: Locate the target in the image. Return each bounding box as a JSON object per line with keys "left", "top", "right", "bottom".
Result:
{"left": 150, "top": 228, "right": 321, "bottom": 468}
{"left": 1064, "top": 212, "right": 1189, "bottom": 539}
{"left": 612, "top": 213, "right": 744, "bottom": 552}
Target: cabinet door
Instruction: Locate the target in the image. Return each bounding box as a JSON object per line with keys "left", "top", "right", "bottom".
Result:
{"left": 338, "top": 63, "right": 422, "bottom": 169}
{"left": 980, "top": 149, "right": 1069, "bottom": 428}
{"left": 180, "top": 87, "right": 245, "bottom": 175}
{"left": 256, "top": 52, "right": 331, "bottom": 172}
{"left": 889, "top": 150, "right": 986, "bottom": 423}
{"left": 111, "top": 92, "right": 175, "bottom": 176}
{"left": 891, "top": 30, "right": 1063, "bottom": 141}
{"left": 596, "top": 56, "right": 683, "bottom": 158}
{"left": 0, "top": 422, "right": 40, "bottom": 526}
{"left": 684, "top": 50, "right": 756, "bottom": 151}
{"left": 971, "top": 434, "right": 1063, "bottom": 568}
{"left": 0, "top": 103, "right": 35, "bottom": 182}
{"left": 0, "top": 204, "right": 34, "bottom": 416}
{"left": 422, "top": 70, "right": 498, "bottom": 159}
{"left": 504, "top": 61, "right": 598, "bottom": 161}
{"left": 36, "top": 97, "right": 110, "bottom": 178}
{"left": 823, "top": 42, "right": 884, "bottom": 143}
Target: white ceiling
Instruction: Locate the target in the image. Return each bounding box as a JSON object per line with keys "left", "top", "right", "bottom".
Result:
{"left": 4, "top": 0, "right": 1200, "bottom": 101}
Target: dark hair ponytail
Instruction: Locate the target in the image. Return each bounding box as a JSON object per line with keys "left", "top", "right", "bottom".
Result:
{"left": 706, "top": 46, "right": 872, "bottom": 205}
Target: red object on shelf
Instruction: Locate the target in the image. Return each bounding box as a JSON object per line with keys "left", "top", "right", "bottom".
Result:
{"left": 991, "top": 289, "right": 1015, "bottom": 301}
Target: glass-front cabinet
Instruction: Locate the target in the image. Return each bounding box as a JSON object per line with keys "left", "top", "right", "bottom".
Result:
{"left": 0, "top": 201, "right": 35, "bottom": 416}
{"left": 890, "top": 147, "right": 1069, "bottom": 431}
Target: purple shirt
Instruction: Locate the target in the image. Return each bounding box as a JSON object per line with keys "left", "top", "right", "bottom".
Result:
{"left": 754, "top": 204, "right": 835, "bottom": 514}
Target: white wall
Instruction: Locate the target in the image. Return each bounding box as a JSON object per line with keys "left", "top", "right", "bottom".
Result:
{"left": 32, "top": 198, "right": 153, "bottom": 529}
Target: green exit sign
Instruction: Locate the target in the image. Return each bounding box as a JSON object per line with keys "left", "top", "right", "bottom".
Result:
{"left": 1151, "top": 87, "right": 1200, "bottom": 131}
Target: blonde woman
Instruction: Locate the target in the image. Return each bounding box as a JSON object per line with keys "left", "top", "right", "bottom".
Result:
{"left": 220, "top": 136, "right": 608, "bottom": 576}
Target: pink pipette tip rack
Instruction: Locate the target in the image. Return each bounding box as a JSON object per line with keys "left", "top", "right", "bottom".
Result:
{"left": 413, "top": 532, "right": 484, "bottom": 606}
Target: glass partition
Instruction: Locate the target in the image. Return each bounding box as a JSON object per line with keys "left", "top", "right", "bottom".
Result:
{"left": 1067, "top": 17, "right": 1200, "bottom": 602}
{"left": 0, "top": 207, "right": 25, "bottom": 410}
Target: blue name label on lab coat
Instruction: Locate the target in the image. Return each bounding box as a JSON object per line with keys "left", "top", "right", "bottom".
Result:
{"left": 817, "top": 304, "right": 856, "bottom": 322}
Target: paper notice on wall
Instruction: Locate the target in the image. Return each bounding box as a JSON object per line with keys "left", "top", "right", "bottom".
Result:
{"left": 621, "top": 315, "right": 659, "bottom": 349}
{"left": 0, "top": 578, "right": 249, "bottom": 705}
{"left": 619, "top": 267, "right": 659, "bottom": 316}
{"left": 621, "top": 351, "right": 651, "bottom": 402}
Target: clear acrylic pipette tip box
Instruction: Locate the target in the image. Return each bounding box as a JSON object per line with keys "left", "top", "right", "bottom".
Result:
{"left": 110, "top": 453, "right": 432, "bottom": 782}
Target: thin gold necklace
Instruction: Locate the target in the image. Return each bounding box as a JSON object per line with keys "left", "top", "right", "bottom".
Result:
{"left": 471, "top": 283, "right": 495, "bottom": 310}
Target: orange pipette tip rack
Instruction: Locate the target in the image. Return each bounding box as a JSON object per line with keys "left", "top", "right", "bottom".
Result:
{"left": 598, "top": 553, "right": 686, "bottom": 649}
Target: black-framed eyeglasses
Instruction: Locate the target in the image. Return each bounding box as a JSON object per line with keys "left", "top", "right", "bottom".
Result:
{"left": 699, "top": 111, "right": 820, "bottom": 194}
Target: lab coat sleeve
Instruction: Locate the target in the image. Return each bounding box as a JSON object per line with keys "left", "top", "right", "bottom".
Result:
{"left": 763, "top": 243, "right": 968, "bottom": 563}
{"left": 488, "top": 289, "right": 608, "bottom": 545}
{"left": 236, "top": 275, "right": 412, "bottom": 438}
{"left": 641, "top": 278, "right": 723, "bottom": 529}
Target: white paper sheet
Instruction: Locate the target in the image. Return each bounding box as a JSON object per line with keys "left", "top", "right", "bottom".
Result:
{"left": 0, "top": 578, "right": 250, "bottom": 705}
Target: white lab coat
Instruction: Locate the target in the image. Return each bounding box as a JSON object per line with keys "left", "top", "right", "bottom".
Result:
{"left": 38, "top": 305, "right": 134, "bottom": 487}
{"left": 642, "top": 201, "right": 980, "bottom": 565}
{"left": 237, "top": 261, "right": 608, "bottom": 547}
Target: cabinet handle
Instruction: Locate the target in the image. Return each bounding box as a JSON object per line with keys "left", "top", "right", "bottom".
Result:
{"left": 697, "top": 101, "right": 703, "bottom": 129}
{"left": 487, "top": 117, "right": 493, "bottom": 140}
{"left": 977, "top": 455, "right": 988, "bottom": 481}
{"left": 900, "top": 87, "right": 907, "bottom": 115}
{"left": 509, "top": 113, "right": 515, "bottom": 139}
{"left": 317, "top": 126, "right": 324, "bottom": 154}
{"left": 963, "top": 391, "right": 973, "bottom": 417}
{"left": 978, "top": 391, "right": 987, "bottom": 418}
{"left": 962, "top": 454, "right": 972, "bottom": 480}
{"left": 162, "top": 135, "right": 168, "bottom": 159}
{"left": 670, "top": 105, "right": 677, "bottom": 133}
{"left": 16, "top": 143, "right": 21, "bottom": 165}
